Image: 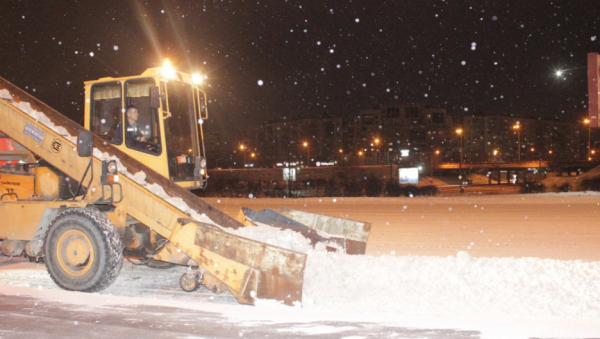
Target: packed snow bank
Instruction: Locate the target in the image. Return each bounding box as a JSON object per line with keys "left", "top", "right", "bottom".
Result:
{"left": 303, "top": 250, "right": 600, "bottom": 320}
{"left": 230, "top": 222, "right": 315, "bottom": 253}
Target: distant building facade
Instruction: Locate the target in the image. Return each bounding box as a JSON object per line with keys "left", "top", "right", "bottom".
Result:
{"left": 209, "top": 104, "right": 594, "bottom": 169}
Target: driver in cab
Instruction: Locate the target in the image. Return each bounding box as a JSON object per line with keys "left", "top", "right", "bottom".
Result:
{"left": 114, "top": 105, "right": 150, "bottom": 149}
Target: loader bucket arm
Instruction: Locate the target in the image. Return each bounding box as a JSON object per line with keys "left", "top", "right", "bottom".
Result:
{"left": 0, "top": 76, "right": 306, "bottom": 305}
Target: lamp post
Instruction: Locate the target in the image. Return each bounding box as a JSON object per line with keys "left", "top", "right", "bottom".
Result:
{"left": 338, "top": 149, "right": 343, "bottom": 165}
{"left": 584, "top": 118, "right": 591, "bottom": 160}
{"left": 239, "top": 144, "right": 246, "bottom": 168}
{"left": 456, "top": 128, "right": 464, "bottom": 193}
{"left": 513, "top": 124, "right": 521, "bottom": 162}
{"left": 303, "top": 142, "right": 309, "bottom": 167}
{"left": 531, "top": 147, "right": 542, "bottom": 181}
{"left": 358, "top": 151, "right": 364, "bottom": 166}
{"left": 492, "top": 149, "right": 498, "bottom": 163}
{"left": 431, "top": 149, "right": 439, "bottom": 182}
{"left": 374, "top": 138, "right": 380, "bottom": 165}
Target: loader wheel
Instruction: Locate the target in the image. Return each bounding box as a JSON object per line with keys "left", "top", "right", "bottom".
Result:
{"left": 44, "top": 208, "right": 123, "bottom": 292}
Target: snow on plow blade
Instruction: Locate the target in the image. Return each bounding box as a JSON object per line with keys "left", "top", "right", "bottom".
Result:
{"left": 179, "top": 219, "right": 307, "bottom": 306}
{"left": 238, "top": 207, "right": 371, "bottom": 255}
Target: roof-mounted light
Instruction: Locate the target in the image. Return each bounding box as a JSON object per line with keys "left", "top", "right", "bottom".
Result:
{"left": 192, "top": 73, "right": 203, "bottom": 85}
{"left": 162, "top": 58, "right": 176, "bottom": 79}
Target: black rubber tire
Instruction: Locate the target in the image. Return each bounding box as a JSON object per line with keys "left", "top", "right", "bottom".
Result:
{"left": 44, "top": 207, "right": 123, "bottom": 292}
{"left": 145, "top": 259, "right": 176, "bottom": 269}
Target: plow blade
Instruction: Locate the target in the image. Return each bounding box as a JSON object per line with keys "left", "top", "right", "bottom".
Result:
{"left": 238, "top": 207, "right": 371, "bottom": 255}
{"left": 177, "top": 219, "right": 307, "bottom": 306}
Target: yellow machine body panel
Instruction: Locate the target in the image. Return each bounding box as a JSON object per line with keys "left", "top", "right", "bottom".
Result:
{"left": 0, "top": 171, "right": 34, "bottom": 200}
{"left": 34, "top": 166, "right": 61, "bottom": 200}
{"left": 0, "top": 201, "right": 86, "bottom": 240}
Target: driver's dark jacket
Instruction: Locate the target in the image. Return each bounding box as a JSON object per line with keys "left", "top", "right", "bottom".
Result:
{"left": 114, "top": 120, "right": 144, "bottom": 148}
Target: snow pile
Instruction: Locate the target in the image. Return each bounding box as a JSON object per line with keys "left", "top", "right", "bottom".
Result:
{"left": 0, "top": 89, "right": 12, "bottom": 100}
{"left": 230, "top": 222, "right": 314, "bottom": 253}
{"left": 303, "top": 250, "right": 600, "bottom": 320}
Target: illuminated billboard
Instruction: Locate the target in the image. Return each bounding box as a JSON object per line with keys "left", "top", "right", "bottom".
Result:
{"left": 399, "top": 167, "right": 419, "bottom": 184}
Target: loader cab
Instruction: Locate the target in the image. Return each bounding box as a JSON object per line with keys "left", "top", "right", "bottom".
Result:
{"left": 84, "top": 63, "right": 208, "bottom": 189}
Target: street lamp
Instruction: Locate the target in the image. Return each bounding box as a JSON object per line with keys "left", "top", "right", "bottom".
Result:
{"left": 303, "top": 141, "right": 309, "bottom": 167}
{"left": 584, "top": 118, "right": 591, "bottom": 160}
{"left": 239, "top": 144, "right": 246, "bottom": 167}
{"left": 431, "top": 149, "right": 439, "bottom": 182}
{"left": 374, "top": 138, "right": 380, "bottom": 165}
{"left": 493, "top": 149, "right": 498, "bottom": 162}
{"left": 358, "top": 150, "right": 364, "bottom": 166}
{"left": 513, "top": 124, "right": 521, "bottom": 162}
{"left": 456, "top": 128, "right": 464, "bottom": 193}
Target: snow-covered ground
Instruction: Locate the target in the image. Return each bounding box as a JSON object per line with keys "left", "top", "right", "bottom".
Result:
{"left": 2, "top": 193, "right": 600, "bottom": 338}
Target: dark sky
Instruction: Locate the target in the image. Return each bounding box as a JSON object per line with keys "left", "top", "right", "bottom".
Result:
{"left": 1, "top": 1, "right": 599, "bottom": 132}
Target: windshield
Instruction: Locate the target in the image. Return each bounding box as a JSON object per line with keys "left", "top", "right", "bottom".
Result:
{"left": 162, "top": 80, "right": 198, "bottom": 182}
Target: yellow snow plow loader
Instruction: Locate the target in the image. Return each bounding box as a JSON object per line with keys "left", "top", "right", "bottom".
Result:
{"left": 0, "top": 61, "right": 370, "bottom": 305}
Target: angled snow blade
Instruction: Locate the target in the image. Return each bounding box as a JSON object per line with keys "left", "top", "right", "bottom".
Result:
{"left": 240, "top": 207, "right": 371, "bottom": 255}
{"left": 179, "top": 219, "right": 307, "bottom": 306}
{"left": 278, "top": 207, "right": 371, "bottom": 255}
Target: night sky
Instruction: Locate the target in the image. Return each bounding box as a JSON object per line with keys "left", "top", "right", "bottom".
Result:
{"left": 1, "top": 1, "right": 599, "bottom": 132}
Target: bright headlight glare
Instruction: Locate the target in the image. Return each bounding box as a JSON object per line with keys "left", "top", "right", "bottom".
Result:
{"left": 192, "top": 73, "right": 203, "bottom": 84}
{"left": 162, "top": 59, "right": 176, "bottom": 79}
{"left": 200, "top": 158, "right": 207, "bottom": 169}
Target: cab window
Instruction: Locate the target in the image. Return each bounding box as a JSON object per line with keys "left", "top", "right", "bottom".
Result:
{"left": 90, "top": 82, "right": 121, "bottom": 143}
{"left": 123, "top": 78, "right": 161, "bottom": 154}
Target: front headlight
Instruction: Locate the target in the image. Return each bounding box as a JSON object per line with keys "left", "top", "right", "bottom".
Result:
{"left": 199, "top": 157, "right": 207, "bottom": 169}
{"left": 101, "top": 160, "right": 119, "bottom": 183}
{"left": 107, "top": 160, "right": 118, "bottom": 174}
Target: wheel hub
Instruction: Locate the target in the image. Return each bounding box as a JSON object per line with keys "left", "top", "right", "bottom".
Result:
{"left": 56, "top": 229, "right": 94, "bottom": 276}
{"left": 64, "top": 237, "right": 90, "bottom": 266}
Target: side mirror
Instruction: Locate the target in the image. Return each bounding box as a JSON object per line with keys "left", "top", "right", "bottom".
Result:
{"left": 150, "top": 86, "right": 160, "bottom": 109}
{"left": 77, "top": 130, "right": 93, "bottom": 157}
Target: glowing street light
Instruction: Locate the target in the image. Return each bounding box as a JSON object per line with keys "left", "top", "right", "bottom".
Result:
{"left": 303, "top": 141, "right": 310, "bottom": 167}
{"left": 456, "top": 128, "right": 464, "bottom": 193}
{"left": 374, "top": 138, "right": 381, "bottom": 165}
{"left": 584, "top": 118, "right": 592, "bottom": 160}
{"left": 555, "top": 66, "right": 586, "bottom": 79}
{"left": 491, "top": 148, "right": 499, "bottom": 162}
{"left": 513, "top": 124, "right": 521, "bottom": 162}
{"left": 431, "top": 149, "right": 440, "bottom": 180}
{"left": 239, "top": 144, "right": 247, "bottom": 167}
